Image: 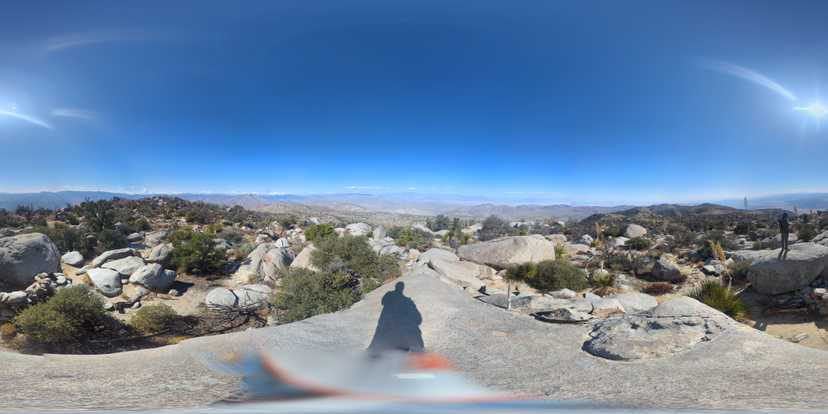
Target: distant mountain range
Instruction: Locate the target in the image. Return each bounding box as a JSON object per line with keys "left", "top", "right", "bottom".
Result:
{"left": 1, "top": 190, "right": 825, "bottom": 221}
{"left": 718, "top": 193, "right": 828, "bottom": 211}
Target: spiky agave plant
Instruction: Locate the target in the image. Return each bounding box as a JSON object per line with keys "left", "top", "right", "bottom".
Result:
{"left": 689, "top": 280, "right": 747, "bottom": 320}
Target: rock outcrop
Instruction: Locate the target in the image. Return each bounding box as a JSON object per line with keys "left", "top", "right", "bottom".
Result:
{"left": 732, "top": 243, "right": 828, "bottom": 295}
{"left": 583, "top": 297, "right": 734, "bottom": 361}
{"left": 129, "top": 263, "right": 175, "bottom": 292}
{"left": 368, "top": 237, "right": 406, "bottom": 258}
{"left": 233, "top": 242, "right": 293, "bottom": 284}
{"left": 457, "top": 235, "right": 555, "bottom": 268}
{"left": 146, "top": 243, "right": 173, "bottom": 265}
{"left": 2, "top": 268, "right": 828, "bottom": 411}
{"left": 345, "top": 223, "right": 372, "bottom": 237}
{"left": 91, "top": 248, "right": 135, "bottom": 268}
{"left": 61, "top": 251, "right": 85, "bottom": 267}
{"left": 0, "top": 233, "right": 60, "bottom": 288}
{"left": 651, "top": 255, "right": 683, "bottom": 282}
{"left": 101, "top": 256, "right": 146, "bottom": 277}
{"left": 86, "top": 268, "right": 123, "bottom": 297}
{"left": 290, "top": 244, "right": 318, "bottom": 271}
{"left": 205, "top": 284, "right": 271, "bottom": 310}
{"left": 624, "top": 223, "right": 647, "bottom": 238}
{"left": 415, "top": 248, "right": 497, "bottom": 291}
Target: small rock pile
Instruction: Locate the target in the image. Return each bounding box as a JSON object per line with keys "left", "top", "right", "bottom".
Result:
{"left": 0, "top": 272, "right": 72, "bottom": 323}
{"left": 805, "top": 286, "right": 828, "bottom": 316}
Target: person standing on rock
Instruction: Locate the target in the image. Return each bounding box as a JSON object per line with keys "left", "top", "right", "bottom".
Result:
{"left": 778, "top": 212, "right": 790, "bottom": 260}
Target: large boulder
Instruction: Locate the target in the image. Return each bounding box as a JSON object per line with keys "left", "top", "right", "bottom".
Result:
{"left": 368, "top": 237, "right": 406, "bottom": 259}
{"left": 204, "top": 285, "right": 271, "bottom": 310}
{"left": 290, "top": 244, "right": 318, "bottom": 271}
{"left": 417, "top": 248, "right": 458, "bottom": 263}
{"left": 126, "top": 232, "right": 144, "bottom": 243}
{"left": 731, "top": 243, "right": 828, "bottom": 295}
{"left": 235, "top": 284, "right": 272, "bottom": 309}
{"left": 812, "top": 230, "right": 828, "bottom": 246}
{"left": 457, "top": 235, "right": 555, "bottom": 268}
{"left": 233, "top": 243, "right": 293, "bottom": 284}
{"left": 345, "top": 223, "right": 372, "bottom": 237}
{"left": 0, "top": 233, "right": 60, "bottom": 288}
{"left": 624, "top": 224, "right": 648, "bottom": 238}
{"left": 427, "top": 258, "right": 492, "bottom": 291}
{"left": 651, "top": 255, "right": 683, "bottom": 282}
{"left": 86, "top": 268, "right": 123, "bottom": 297}
{"left": 102, "top": 256, "right": 146, "bottom": 277}
{"left": 204, "top": 287, "right": 238, "bottom": 309}
{"left": 146, "top": 243, "right": 173, "bottom": 265}
{"left": 565, "top": 243, "right": 591, "bottom": 257}
{"left": 91, "top": 248, "right": 135, "bottom": 268}
{"left": 416, "top": 247, "right": 494, "bottom": 291}
{"left": 61, "top": 251, "right": 85, "bottom": 267}
{"left": 546, "top": 234, "right": 568, "bottom": 246}
{"left": 129, "top": 263, "right": 175, "bottom": 292}
{"left": 411, "top": 223, "right": 434, "bottom": 235}
{"left": 143, "top": 230, "right": 169, "bottom": 247}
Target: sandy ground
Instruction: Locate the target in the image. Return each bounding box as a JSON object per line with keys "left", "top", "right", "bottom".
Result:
{"left": 741, "top": 289, "right": 828, "bottom": 351}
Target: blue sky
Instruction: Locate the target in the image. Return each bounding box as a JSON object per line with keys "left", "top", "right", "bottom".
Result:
{"left": 2, "top": 0, "right": 828, "bottom": 204}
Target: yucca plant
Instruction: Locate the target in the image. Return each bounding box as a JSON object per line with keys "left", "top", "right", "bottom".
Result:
{"left": 689, "top": 280, "right": 747, "bottom": 320}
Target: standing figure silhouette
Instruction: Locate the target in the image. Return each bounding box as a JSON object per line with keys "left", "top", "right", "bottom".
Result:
{"left": 367, "top": 282, "right": 424, "bottom": 353}
{"left": 778, "top": 212, "right": 790, "bottom": 260}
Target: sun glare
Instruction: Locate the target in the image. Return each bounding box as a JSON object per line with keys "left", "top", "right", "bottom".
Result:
{"left": 794, "top": 101, "right": 828, "bottom": 119}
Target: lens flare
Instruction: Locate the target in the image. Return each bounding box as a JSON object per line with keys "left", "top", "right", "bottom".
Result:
{"left": 794, "top": 102, "right": 828, "bottom": 119}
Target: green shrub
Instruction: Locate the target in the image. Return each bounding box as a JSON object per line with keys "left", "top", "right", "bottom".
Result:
{"left": 312, "top": 235, "right": 400, "bottom": 287}
{"left": 601, "top": 223, "right": 624, "bottom": 238}
{"left": 29, "top": 224, "right": 85, "bottom": 254}
{"left": 478, "top": 215, "right": 516, "bottom": 241}
{"left": 728, "top": 260, "right": 752, "bottom": 281}
{"left": 305, "top": 224, "right": 336, "bottom": 244}
{"left": 426, "top": 215, "right": 451, "bottom": 232}
{"left": 130, "top": 304, "right": 178, "bottom": 335}
{"left": 270, "top": 268, "right": 362, "bottom": 323}
{"left": 626, "top": 237, "right": 652, "bottom": 251}
{"left": 387, "top": 227, "right": 432, "bottom": 251}
{"left": 217, "top": 227, "right": 245, "bottom": 244}
{"left": 96, "top": 229, "right": 128, "bottom": 253}
{"left": 77, "top": 200, "right": 116, "bottom": 232}
{"left": 554, "top": 244, "right": 568, "bottom": 260}
{"left": 798, "top": 223, "right": 817, "bottom": 242}
{"left": 234, "top": 242, "right": 256, "bottom": 258}
{"left": 169, "top": 229, "right": 227, "bottom": 275}
{"left": 13, "top": 286, "right": 109, "bottom": 346}
{"left": 506, "top": 260, "right": 589, "bottom": 292}
{"left": 733, "top": 222, "right": 753, "bottom": 235}
{"left": 689, "top": 280, "right": 747, "bottom": 320}
{"left": 0, "top": 209, "right": 25, "bottom": 228}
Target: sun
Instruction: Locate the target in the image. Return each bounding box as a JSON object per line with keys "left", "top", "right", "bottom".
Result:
{"left": 794, "top": 101, "right": 828, "bottom": 119}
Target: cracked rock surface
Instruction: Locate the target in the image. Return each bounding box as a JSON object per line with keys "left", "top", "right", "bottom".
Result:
{"left": 583, "top": 296, "right": 735, "bottom": 361}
